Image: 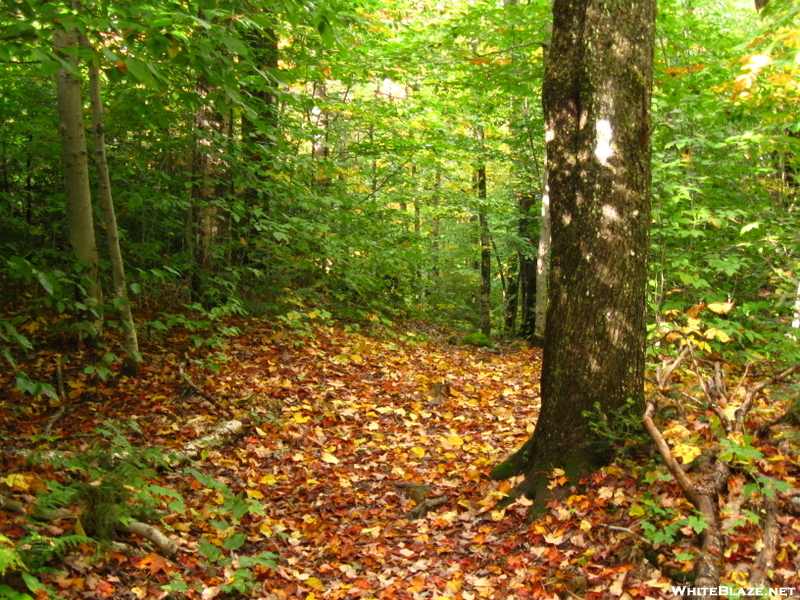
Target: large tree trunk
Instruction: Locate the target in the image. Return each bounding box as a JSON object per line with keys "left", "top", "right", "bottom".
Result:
{"left": 82, "top": 35, "right": 140, "bottom": 375}
{"left": 54, "top": 27, "right": 103, "bottom": 344}
{"left": 491, "top": 0, "right": 655, "bottom": 501}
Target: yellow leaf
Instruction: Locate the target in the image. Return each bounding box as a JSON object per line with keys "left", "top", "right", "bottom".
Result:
{"left": 321, "top": 452, "right": 340, "bottom": 464}
{"left": 662, "top": 423, "right": 691, "bottom": 440}
{"left": 306, "top": 577, "right": 324, "bottom": 591}
{"left": 410, "top": 446, "right": 426, "bottom": 458}
{"left": 629, "top": 505, "right": 646, "bottom": 518}
{"left": 673, "top": 441, "right": 702, "bottom": 464}
{"left": 308, "top": 311, "right": 317, "bottom": 319}
{"left": 707, "top": 301, "right": 734, "bottom": 314}
{"left": 3, "top": 473, "right": 31, "bottom": 491}
{"left": 579, "top": 519, "right": 592, "bottom": 532}
{"left": 293, "top": 413, "right": 311, "bottom": 424}
{"left": 246, "top": 489, "right": 264, "bottom": 499}
{"left": 490, "top": 508, "right": 506, "bottom": 521}
{"left": 260, "top": 474, "right": 277, "bottom": 485}
{"left": 704, "top": 327, "right": 732, "bottom": 342}
{"left": 361, "top": 526, "right": 381, "bottom": 537}
{"left": 74, "top": 517, "right": 87, "bottom": 537}
{"left": 259, "top": 522, "right": 273, "bottom": 537}
{"left": 443, "top": 435, "right": 464, "bottom": 447}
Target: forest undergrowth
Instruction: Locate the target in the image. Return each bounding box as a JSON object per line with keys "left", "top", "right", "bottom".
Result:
{"left": 1, "top": 311, "right": 799, "bottom": 600}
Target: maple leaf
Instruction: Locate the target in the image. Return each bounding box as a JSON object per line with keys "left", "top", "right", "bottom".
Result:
{"left": 136, "top": 552, "right": 175, "bottom": 576}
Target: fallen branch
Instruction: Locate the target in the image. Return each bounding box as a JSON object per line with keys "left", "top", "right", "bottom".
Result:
{"left": 43, "top": 363, "right": 68, "bottom": 436}
{"left": 748, "top": 487, "right": 779, "bottom": 589}
{"left": 173, "top": 419, "right": 246, "bottom": 465}
{"left": 116, "top": 519, "right": 178, "bottom": 557}
{"left": 178, "top": 361, "right": 231, "bottom": 417}
{"left": 644, "top": 398, "right": 728, "bottom": 597}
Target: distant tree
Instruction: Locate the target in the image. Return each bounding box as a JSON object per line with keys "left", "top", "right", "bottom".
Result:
{"left": 491, "top": 0, "right": 656, "bottom": 501}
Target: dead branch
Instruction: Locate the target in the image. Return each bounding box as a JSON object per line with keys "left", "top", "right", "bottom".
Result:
{"left": 172, "top": 419, "right": 246, "bottom": 465}
{"left": 0, "top": 492, "right": 26, "bottom": 514}
{"left": 748, "top": 487, "right": 779, "bottom": 589}
{"left": 178, "top": 361, "right": 231, "bottom": 416}
{"left": 643, "top": 401, "right": 703, "bottom": 507}
{"left": 115, "top": 519, "right": 178, "bottom": 557}
{"left": 741, "top": 364, "right": 799, "bottom": 433}
{"left": 43, "top": 363, "right": 68, "bottom": 436}
{"left": 656, "top": 345, "right": 690, "bottom": 389}
{"left": 644, "top": 399, "right": 728, "bottom": 597}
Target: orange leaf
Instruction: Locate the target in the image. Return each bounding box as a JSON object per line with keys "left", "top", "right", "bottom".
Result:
{"left": 136, "top": 552, "right": 175, "bottom": 576}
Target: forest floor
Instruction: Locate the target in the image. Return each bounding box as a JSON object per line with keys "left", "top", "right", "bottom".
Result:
{"left": 1, "top": 315, "right": 799, "bottom": 599}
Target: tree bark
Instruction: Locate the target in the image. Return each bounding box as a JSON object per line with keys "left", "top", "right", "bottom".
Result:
{"left": 518, "top": 191, "right": 538, "bottom": 340}
{"left": 82, "top": 35, "right": 140, "bottom": 375}
{"left": 54, "top": 27, "right": 103, "bottom": 344}
{"left": 491, "top": 0, "right": 655, "bottom": 501}
{"left": 532, "top": 164, "right": 550, "bottom": 345}
{"left": 476, "top": 165, "right": 491, "bottom": 337}
{"left": 189, "top": 75, "right": 229, "bottom": 306}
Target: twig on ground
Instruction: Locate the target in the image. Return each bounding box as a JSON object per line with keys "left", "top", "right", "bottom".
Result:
{"left": 178, "top": 361, "right": 231, "bottom": 417}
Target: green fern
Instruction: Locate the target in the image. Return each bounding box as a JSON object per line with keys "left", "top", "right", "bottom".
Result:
{"left": 16, "top": 533, "right": 95, "bottom": 570}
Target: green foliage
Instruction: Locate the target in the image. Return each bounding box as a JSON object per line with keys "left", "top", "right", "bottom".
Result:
{"left": 460, "top": 332, "right": 493, "bottom": 348}
{"left": 717, "top": 436, "right": 763, "bottom": 467}
{"left": 14, "top": 533, "right": 95, "bottom": 572}
{"left": 34, "top": 424, "right": 177, "bottom": 541}
{"left": 0, "top": 586, "right": 33, "bottom": 600}
{"left": 0, "top": 535, "right": 26, "bottom": 575}
{"left": 584, "top": 399, "right": 650, "bottom": 457}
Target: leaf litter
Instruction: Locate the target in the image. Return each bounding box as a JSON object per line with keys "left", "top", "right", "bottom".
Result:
{"left": 1, "top": 317, "right": 799, "bottom": 599}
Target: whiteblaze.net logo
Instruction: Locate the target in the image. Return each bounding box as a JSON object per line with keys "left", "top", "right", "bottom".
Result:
{"left": 669, "top": 587, "right": 798, "bottom": 597}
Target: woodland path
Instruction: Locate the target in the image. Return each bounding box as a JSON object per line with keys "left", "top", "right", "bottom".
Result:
{"left": 4, "top": 319, "right": 791, "bottom": 599}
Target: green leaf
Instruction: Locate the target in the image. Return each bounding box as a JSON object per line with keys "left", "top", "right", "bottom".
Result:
{"left": 124, "top": 59, "right": 154, "bottom": 85}
{"left": 223, "top": 532, "right": 247, "bottom": 551}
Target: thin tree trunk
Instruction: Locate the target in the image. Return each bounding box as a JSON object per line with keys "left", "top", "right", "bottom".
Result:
{"left": 532, "top": 164, "right": 550, "bottom": 345}
{"left": 54, "top": 26, "right": 103, "bottom": 344}
{"left": 82, "top": 34, "right": 140, "bottom": 374}
{"left": 190, "top": 75, "right": 227, "bottom": 306}
{"left": 477, "top": 165, "right": 491, "bottom": 337}
{"left": 431, "top": 169, "right": 441, "bottom": 282}
{"left": 518, "top": 191, "right": 538, "bottom": 340}
{"left": 504, "top": 253, "right": 519, "bottom": 333}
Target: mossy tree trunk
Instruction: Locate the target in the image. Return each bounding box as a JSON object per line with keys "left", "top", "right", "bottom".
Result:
{"left": 491, "top": 0, "right": 656, "bottom": 501}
